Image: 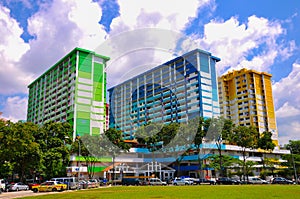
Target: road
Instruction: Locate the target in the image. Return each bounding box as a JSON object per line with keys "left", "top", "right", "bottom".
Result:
{"left": 0, "top": 190, "right": 72, "bottom": 199}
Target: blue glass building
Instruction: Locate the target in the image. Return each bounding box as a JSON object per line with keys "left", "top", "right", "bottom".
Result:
{"left": 108, "top": 49, "right": 220, "bottom": 139}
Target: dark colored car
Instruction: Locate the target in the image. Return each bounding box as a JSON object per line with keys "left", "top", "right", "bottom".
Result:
{"left": 271, "top": 177, "right": 294, "bottom": 184}
{"left": 121, "top": 178, "right": 141, "bottom": 186}
{"left": 216, "top": 177, "right": 240, "bottom": 185}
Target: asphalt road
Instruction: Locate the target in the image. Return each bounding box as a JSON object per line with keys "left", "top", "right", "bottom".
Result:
{"left": 0, "top": 190, "right": 72, "bottom": 199}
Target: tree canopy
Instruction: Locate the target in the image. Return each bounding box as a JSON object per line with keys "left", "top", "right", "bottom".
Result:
{"left": 0, "top": 120, "right": 72, "bottom": 182}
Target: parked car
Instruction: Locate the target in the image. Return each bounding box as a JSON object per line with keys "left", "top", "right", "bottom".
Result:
{"left": 26, "top": 179, "right": 40, "bottom": 190}
{"left": 149, "top": 178, "right": 167, "bottom": 186}
{"left": 50, "top": 177, "right": 78, "bottom": 190}
{"left": 78, "top": 180, "right": 88, "bottom": 189}
{"left": 32, "top": 181, "right": 67, "bottom": 192}
{"left": 0, "top": 179, "right": 5, "bottom": 192}
{"left": 194, "top": 178, "right": 216, "bottom": 185}
{"left": 165, "top": 178, "right": 174, "bottom": 185}
{"left": 7, "top": 182, "right": 29, "bottom": 191}
{"left": 88, "top": 179, "right": 100, "bottom": 188}
{"left": 248, "top": 177, "right": 269, "bottom": 184}
{"left": 216, "top": 177, "right": 240, "bottom": 185}
{"left": 122, "top": 178, "right": 141, "bottom": 186}
{"left": 98, "top": 177, "right": 107, "bottom": 186}
{"left": 173, "top": 178, "right": 193, "bottom": 186}
{"left": 271, "top": 177, "right": 294, "bottom": 184}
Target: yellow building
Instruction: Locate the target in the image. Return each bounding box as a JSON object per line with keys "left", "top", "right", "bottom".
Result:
{"left": 218, "top": 68, "right": 279, "bottom": 146}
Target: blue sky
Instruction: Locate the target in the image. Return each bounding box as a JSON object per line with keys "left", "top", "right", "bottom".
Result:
{"left": 0, "top": 0, "right": 299, "bottom": 145}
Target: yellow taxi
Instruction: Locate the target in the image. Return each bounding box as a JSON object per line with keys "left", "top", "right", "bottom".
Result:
{"left": 32, "top": 181, "right": 67, "bottom": 193}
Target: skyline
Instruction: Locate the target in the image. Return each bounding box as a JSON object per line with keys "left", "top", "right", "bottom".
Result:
{"left": 0, "top": 0, "right": 299, "bottom": 145}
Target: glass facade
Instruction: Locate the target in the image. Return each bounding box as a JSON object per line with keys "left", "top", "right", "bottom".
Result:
{"left": 108, "top": 49, "right": 220, "bottom": 139}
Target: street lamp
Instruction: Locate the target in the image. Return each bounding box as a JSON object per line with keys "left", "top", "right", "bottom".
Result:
{"left": 76, "top": 134, "right": 81, "bottom": 189}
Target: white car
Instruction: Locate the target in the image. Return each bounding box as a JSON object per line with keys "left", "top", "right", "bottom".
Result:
{"left": 248, "top": 177, "right": 269, "bottom": 184}
{"left": 173, "top": 178, "right": 193, "bottom": 185}
{"left": 0, "top": 179, "right": 5, "bottom": 192}
{"left": 149, "top": 178, "right": 167, "bottom": 186}
{"left": 7, "top": 182, "right": 29, "bottom": 191}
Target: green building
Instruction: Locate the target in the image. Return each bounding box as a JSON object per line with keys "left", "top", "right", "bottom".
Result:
{"left": 27, "top": 48, "right": 110, "bottom": 140}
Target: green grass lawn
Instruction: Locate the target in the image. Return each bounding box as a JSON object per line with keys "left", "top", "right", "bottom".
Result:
{"left": 21, "top": 185, "right": 300, "bottom": 199}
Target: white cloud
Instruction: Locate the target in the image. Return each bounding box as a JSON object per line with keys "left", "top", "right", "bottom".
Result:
{"left": 273, "top": 62, "right": 300, "bottom": 145}
{"left": 102, "top": 0, "right": 213, "bottom": 87}
{"left": 273, "top": 62, "right": 300, "bottom": 109}
{"left": 0, "top": 5, "right": 32, "bottom": 95}
{"left": 0, "top": 0, "right": 108, "bottom": 121}
{"left": 277, "top": 120, "right": 300, "bottom": 145}
{"left": 0, "top": 6, "right": 30, "bottom": 62}
{"left": 110, "top": 0, "right": 210, "bottom": 33}
{"left": 1, "top": 0, "right": 212, "bottom": 121}
{"left": 21, "top": 0, "right": 107, "bottom": 75}
{"left": 1, "top": 96, "right": 28, "bottom": 122}
{"left": 276, "top": 102, "right": 300, "bottom": 118}
{"left": 197, "top": 15, "right": 295, "bottom": 75}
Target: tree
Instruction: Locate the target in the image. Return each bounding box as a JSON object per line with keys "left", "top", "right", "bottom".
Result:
{"left": 208, "top": 154, "right": 239, "bottom": 177}
{"left": 284, "top": 140, "right": 300, "bottom": 181}
{"left": 104, "top": 128, "right": 130, "bottom": 152}
{"left": 233, "top": 160, "right": 257, "bottom": 180}
{"left": 71, "top": 134, "right": 109, "bottom": 179}
{"left": 71, "top": 135, "right": 94, "bottom": 179}
{"left": 286, "top": 140, "right": 300, "bottom": 154}
{"left": 136, "top": 123, "right": 164, "bottom": 151}
{"left": 231, "top": 126, "right": 259, "bottom": 181}
{"left": 1, "top": 122, "right": 42, "bottom": 182}
{"left": 161, "top": 122, "right": 194, "bottom": 177}
{"left": 193, "top": 117, "right": 207, "bottom": 178}
{"left": 258, "top": 131, "right": 276, "bottom": 179}
{"left": 136, "top": 122, "right": 164, "bottom": 164}
{"left": 263, "top": 157, "right": 279, "bottom": 177}
{"left": 38, "top": 121, "right": 72, "bottom": 179}
{"left": 0, "top": 120, "right": 14, "bottom": 179}
{"left": 159, "top": 122, "right": 180, "bottom": 148}
{"left": 205, "top": 117, "right": 234, "bottom": 177}
{"left": 103, "top": 128, "right": 130, "bottom": 182}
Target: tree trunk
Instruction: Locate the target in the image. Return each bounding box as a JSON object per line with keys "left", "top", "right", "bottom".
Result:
{"left": 177, "top": 160, "right": 181, "bottom": 177}
{"left": 261, "top": 153, "right": 266, "bottom": 179}
{"left": 217, "top": 143, "right": 223, "bottom": 177}
{"left": 243, "top": 149, "right": 246, "bottom": 181}
{"left": 197, "top": 150, "right": 202, "bottom": 178}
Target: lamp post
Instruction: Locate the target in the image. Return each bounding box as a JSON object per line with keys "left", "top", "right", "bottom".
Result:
{"left": 76, "top": 135, "right": 81, "bottom": 189}
{"left": 78, "top": 140, "right": 81, "bottom": 179}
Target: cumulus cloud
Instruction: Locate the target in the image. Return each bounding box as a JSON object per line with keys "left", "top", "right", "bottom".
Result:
{"left": 21, "top": 0, "right": 107, "bottom": 75}
{"left": 1, "top": 0, "right": 209, "bottom": 120}
{"left": 1, "top": 0, "right": 108, "bottom": 120}
{"left": 0, "top": 6, "right": 30, "bottom": 62}
{"left": 0, "top": 5, "right": 32, "bottom": 94}
{"left": 277, "top": 120, "right": 300, "bottom": 145}
{"left": 110, "top": 0, "right": 209, "bottom": 33}
{"left": 96, "top": 28, "right": 195, "bottom": 88}
{"left": 273, "top": 62, "right": 300, "bottom": 109}
{"left": 196, "top": 15, "right": 296, "bottom": 75}
{"left": 273, "top": 62, "right": 300, "bottom": 144}
{"left": 1, "top": 96, "right": 28, "bottom": 122}
{"left": 101, "top": 0, "right": 212, "bottom": 87}
{"left": 276, "top": 102, "right": 300, "bottom": 118}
